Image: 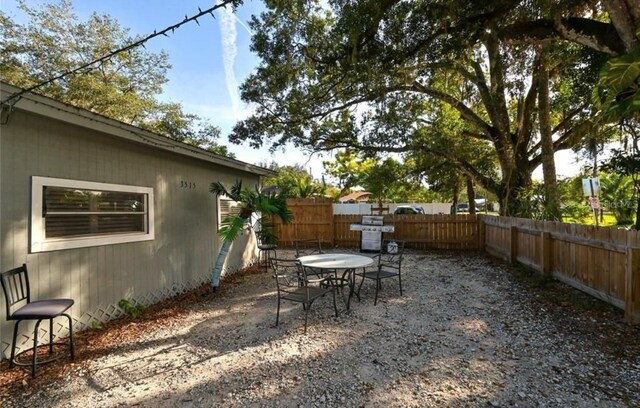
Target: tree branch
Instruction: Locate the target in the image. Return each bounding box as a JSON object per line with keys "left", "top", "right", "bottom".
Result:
{"left": 499, "top": 17, "right": 624, "bottom": 56}
{"left": 410, "top": 81, "right": 495, "bottom": 138}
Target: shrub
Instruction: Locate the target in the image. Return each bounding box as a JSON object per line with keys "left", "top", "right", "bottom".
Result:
{"left": 118, "top": 298, "right": 145, "bottom": 319}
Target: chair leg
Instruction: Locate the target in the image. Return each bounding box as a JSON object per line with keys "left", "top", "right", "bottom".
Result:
{"left": 49, "top": 318, "right": 54, "bottom": 354}
{"left": 65, "top": 313, "right": 75, "bottom": 360}
{"left": 398, "top": 272, "right": 403, "bottom": 296}
{"left": 332, "top": 289, "right": 338, "bottom": 317}
{"left": 354, "top": 268, "right": 365, "bottom": 301}
{"left": 346, "top": 269, "right": 354, "bottom": 311}
{"left": 10, "top": 320, "right": 21, "bottom": 368}
{"left": 304, "top": 302, "right": 309, "bottom": 334}
{"left": 275, "top": 297, "right": 281, "bottom": 326}
{"left": 32, "top": 319, "right": 43, "bottom": 378}
{"left": 356, "top": 272, "right": 366, "bottom": 298}
{"left": 374, "top": 279, "right": 380, "bottom": 306}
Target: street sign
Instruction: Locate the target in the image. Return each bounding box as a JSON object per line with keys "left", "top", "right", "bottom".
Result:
{"left": 582, "top": 178, "right": 600, "bottom": 197}
{"left": 589, "top": 196, "right": 600, "bottom": 209}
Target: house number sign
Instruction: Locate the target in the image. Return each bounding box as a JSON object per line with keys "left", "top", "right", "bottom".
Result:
{"left": 180, "top": 180, "right": 196, "bottom": 189}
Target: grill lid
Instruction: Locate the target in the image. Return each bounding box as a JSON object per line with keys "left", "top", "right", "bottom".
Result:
{"left": 361, "top": 215, "right": 384, "bottom": 225}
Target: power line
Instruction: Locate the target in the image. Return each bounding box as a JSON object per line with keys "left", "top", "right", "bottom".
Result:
{"left": 1, "top": 0, "right": 242, "bottom": 105}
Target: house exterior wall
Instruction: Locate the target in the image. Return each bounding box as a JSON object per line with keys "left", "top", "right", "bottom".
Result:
{"left": 0, "top": 109, "right": 259, "bottom": 358}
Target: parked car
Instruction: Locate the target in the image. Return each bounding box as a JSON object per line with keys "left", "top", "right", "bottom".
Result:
{"left": 456, "top": 203, "right": 469, "bottom": 212}
{"left": 394, "top": 205, "right": 425, "bottom": 215}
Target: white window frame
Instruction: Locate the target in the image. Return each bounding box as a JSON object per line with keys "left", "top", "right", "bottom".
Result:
{"left": 31, "top": 176, "right": 154, "bottom": 252}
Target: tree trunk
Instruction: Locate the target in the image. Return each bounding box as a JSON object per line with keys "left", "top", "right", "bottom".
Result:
{"left": 211, "top": 239, "right": 232, "bottom": 288}
{"left": 452, "top": 182, "right": 460, "bottom": 214}
{"left": 466, "top": 176, "right": 476, "bottom": 215}
{"left": 538, "top": 47, "right": 562, "bottom": 221}
{"left": 603, "top": 0, "right": 640, "bottom": 52}
{"left": 500, "top": 164, "right": 533, "bottom": 217}
{"left": 211, "top": 217, "right": 250, "bottom": 288}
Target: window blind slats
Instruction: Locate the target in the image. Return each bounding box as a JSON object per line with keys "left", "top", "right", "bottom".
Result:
{"left": 43, "top": 187, "right": 147, "bottom": 239}
{"left": 45, "top": 187, "right": 144, "bottom": 213}
{"left": 45, "top": 214, "right": 145, "bottom": 238}
{"left": 219, "top": 198, "right": 241, "bottom": 218}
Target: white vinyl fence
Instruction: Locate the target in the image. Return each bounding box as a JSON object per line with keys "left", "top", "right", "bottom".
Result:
{"left": 333, "top": 203, "right": 452, "bottom": 215}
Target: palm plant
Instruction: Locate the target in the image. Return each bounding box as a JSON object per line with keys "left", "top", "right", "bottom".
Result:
{"left": 209, "top": 180, "right": 292, "bottom": 288}
{"left": 600, "top": 173, "right": 634, "bottom": 225}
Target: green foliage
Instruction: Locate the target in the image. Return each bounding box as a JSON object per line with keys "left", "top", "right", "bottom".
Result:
{"left": 232, "top": 1, "right": 607, "bottom": 217}
{"left": 561, "top": 202, "right": 592, "bottom": 221}
{"left": 323, "top": 151, "right": 375, "bottom": 194}
{"left": 600, "top": 172, "right": 635, "bottom": 224}
{"left": 263, "top": 164, "right": 325, "bottom": 198}
{"left": 90, "top": 319, "right": 104, "bottom": 330}
{"left": 210, "top": 180, "right": 293, "bottom": 244}
{"left": 0, "top": 0, "right": 231, "bottom": 156}
{"left": 593, "top": 49, "right": 640, "bottom": 120}
{"left": 118, "top": 299, "right": 145, "bottom": 319}
{"left": 601, "top": 142, "right": 640, "bottom": 228}
{"left": 323, "top": 152, "right": 435, "bottom": 202}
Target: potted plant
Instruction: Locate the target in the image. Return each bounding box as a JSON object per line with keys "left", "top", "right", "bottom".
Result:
{"left": 209, "top": 180, "right": 292, "bottom": 288}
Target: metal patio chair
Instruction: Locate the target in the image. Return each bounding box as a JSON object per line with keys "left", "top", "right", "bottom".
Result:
{"left": 271, "top": 258, "right": 338, "bottom": 333}
{"left": 356, "top": 240, "right": 405, "bottom": 305}
{"left": 1, "top": 264, "right": 75, "bottom": 377}
{"left": 294, "top": 238, "right": 326, "bottom": 278}
{"left": 293, "top": 238, "right": 324, "bottom": 257}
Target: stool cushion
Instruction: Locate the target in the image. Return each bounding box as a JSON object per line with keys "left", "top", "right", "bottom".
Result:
{"left": 12, "top": 299, "right": 74, "bottom": 319}
{"left": 258, "top": 244, "right": 277, "bottom": 250}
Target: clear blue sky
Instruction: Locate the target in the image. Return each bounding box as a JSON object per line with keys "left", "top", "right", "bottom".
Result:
{"left": 1, "top": 0, "right": 328, "bottom": 176}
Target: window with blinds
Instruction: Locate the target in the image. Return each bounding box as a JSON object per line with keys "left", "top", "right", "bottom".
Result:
{"left": 31, "top": 177, "right": 154, "bottom": 252}
{"left": 218, "top": 197, "right": 241, "bottom": 220}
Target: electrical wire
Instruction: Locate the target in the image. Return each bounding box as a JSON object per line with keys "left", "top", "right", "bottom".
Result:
{"left": 0, "top": 0, "right": 241, "bottom": 105}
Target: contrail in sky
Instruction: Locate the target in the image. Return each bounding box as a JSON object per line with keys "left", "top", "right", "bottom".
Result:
{"left": 235, "top": 15, "right": 252, "bottom": 36}
{"left": 218, "top": 6, "right": 240, "bottom": 119}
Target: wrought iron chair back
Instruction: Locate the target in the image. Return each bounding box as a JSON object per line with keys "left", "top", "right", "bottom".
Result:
{"left": 356, "top": 240, "right": 406, "bottom": 305}
{"left": 271, "top": 257, "right": 338, "bottom": 333}
{"left": 293, "top": 238, "right": 323, "bottom": 257}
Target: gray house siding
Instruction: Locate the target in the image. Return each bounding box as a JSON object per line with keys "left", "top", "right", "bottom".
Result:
{"left": 0, "top": 108, "right": 260, "bottom": 358}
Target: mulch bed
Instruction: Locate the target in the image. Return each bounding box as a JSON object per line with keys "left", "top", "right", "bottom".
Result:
{"left": 0, "top": 265, "right": 264, "bottom": 403}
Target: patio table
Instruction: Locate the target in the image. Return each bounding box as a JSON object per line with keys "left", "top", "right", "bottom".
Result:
{"left": 297, "top": 253, "right": 374, "bottom": 311}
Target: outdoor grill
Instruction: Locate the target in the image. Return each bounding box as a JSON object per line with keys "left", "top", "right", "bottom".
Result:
{"left": 350, "top": 215, "right": 395, "bottom": 252}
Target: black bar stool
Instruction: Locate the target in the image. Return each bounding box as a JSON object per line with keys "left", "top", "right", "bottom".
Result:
{"left": 258, "top": 244, "right": 277, "bottom": 272}
{"left": 1, "top": 264, "right": 75, "bottom": 377}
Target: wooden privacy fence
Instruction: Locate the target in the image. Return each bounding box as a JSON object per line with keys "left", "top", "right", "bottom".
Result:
{"left": 333, "top": 214, "right": 480, "bottom": 249}
{"left": 273, "top": 198, "right": 480, "bottom": 249}
{"left": 481, "top": 215, "right": 640, "bottom": 323}
{"left": 272, "top": 199, "right": 640, "bottom": 322}
{"left": 274, "top": 198, "right": 335, "bottom": 246}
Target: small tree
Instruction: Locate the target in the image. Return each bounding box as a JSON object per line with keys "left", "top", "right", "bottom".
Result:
{"left": 209, "top": 180, "right": 292, "bottom": 288}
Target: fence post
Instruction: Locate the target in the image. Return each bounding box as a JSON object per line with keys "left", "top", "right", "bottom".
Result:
{"left": 626, "top": 248, "right": 640, "bottom": 324}
{"left": 329, "top": 201, "right": 335, "bottom": 247}
{"left": 510, "top": 226, "right": 518, "bottom": 264}
{"left": 540, "top": 231, "right": 552, "bottom": 277}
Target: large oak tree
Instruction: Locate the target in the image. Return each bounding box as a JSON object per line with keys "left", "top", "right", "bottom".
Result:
{"left": 231, "top": 0, "right": 627, "bottom": 215}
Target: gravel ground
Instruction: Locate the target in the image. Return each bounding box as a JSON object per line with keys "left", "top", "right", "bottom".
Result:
{"left": 4, "top": 250, "right": 640, "bottom": 407}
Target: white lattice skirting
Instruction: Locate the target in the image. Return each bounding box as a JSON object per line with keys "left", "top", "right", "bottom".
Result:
{"left": 1, "top": 255, "right": 257, "bottom": 359}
